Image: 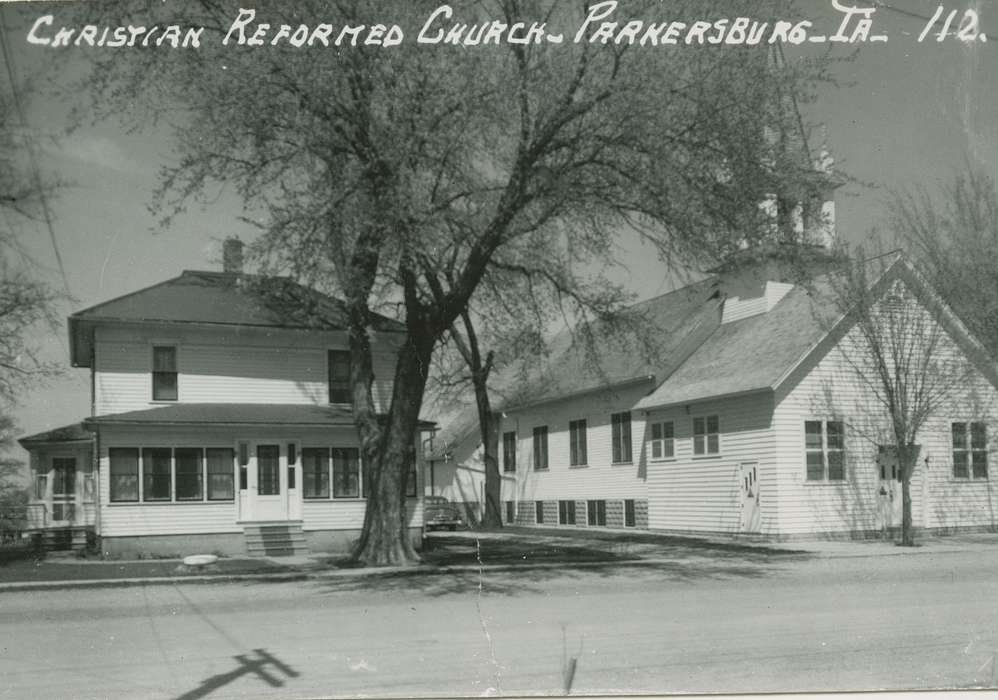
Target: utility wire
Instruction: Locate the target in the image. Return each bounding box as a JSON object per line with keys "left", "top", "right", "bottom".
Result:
{"left": 0, "top": 7, "right": 71, "bottom": 294}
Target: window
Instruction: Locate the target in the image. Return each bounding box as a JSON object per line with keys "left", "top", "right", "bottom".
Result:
{"left": 558, "top": 499, "right": 576, "bottom": 525}
{"left": 569, "top": 419, "right": 588, "bottom": 466}
{"left": 238, "top": 442, "right": 249, "bottom": 490}
{"left": 611, "top": 412, "right": 632, "bottom": 463}
{"left": 328, "top": 350, "right": 352, "bottom": 404}
{"left": 257, "top": 445, "right": 280, "bottom": 496}
{"left": 152, "top": 346, "right": 178, "bottom": 401}
{"left": 535, "top": 501, "right": 544, "bottom": 524}
{"left": 505, "top": 500, "right": 514, "bottom": 523}
{"left": 142, "top": 448, "right": 172, "bottom": 501}
{"left": 287, "top": 443, "right": 297, "bottom": 490}
{"left": 532, "top": 426, "right": 549, "bottom": 470}
{"left": 805, "top": 420, "right": 845, "bottom": 481}
{"left": 587, "top": 499, "right": 606, "bottom": 526}
{"left": 303, "top": 448, "right": 330, "bottom": 498}
{"left": 624, "top": 499, "right": 636, "bottom": 527}
{"left": 502, "top": 431, "right": 517, "bottom": 473}
{"left": 693, "top": 415, "right": 720, "bottom": 455}
{"left": 332, "top": 447, "right": 360, "bottom": 498}
{"left": 953, "top": 422, "right": 988, "bottom": 479}
{"left": 51, "top": 458, "right": 76, "bottom": 497}
{"left": 649, "top": 422, "right": 675, "bottom": 460}
{"left": 33, "top": 473, "right": 47, "bottom": 500}
{"left": 406, "top": 461, "right": 418, "bottom": 498}
{"left": 206, "top": 448, "right": 235, "bottom": 501}
{"left": 174, "top": 448, "right": 203, "bottom": 501}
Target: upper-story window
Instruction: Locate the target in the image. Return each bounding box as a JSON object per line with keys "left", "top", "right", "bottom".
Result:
{"left": 152, "top": 346, "right": 178, "bottom": 401}
{"left": 693, "top": 415, "right": 719, "bottom": 456}
{"left": 611, "top": 411, "right": 632, "bottom": 463}
{"left": 328, "top": 350, "right": 352, "bottom": 404}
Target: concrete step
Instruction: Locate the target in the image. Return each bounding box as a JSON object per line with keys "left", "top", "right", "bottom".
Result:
{"left": 243, "top": 522, "right": 309, "bottom": 557}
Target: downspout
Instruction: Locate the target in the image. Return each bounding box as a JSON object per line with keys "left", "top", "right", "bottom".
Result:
{"left": 90, "top": 343, "right": 101, "bottom": 544}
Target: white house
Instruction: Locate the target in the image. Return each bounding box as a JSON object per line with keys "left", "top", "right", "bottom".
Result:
{"left": 430, "top": 249, "right": 998, "bottom": 539}
{"left": 19, "top": 240, "right": 427, "bottom": 556}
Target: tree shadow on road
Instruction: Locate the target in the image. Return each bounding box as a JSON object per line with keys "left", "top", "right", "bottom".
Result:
{"left": 307, "top": 530, "right": 813, "bottom": 598}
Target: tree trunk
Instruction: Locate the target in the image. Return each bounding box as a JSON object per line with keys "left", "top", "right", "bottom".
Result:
{"left": 898, "top": 443, "right": 919, "bottom": 547}
{"left": 351, "top": 337, "right": 433, "bottom": 566}
{"left": 478, "top": 403, "right": 502, "bottom": 529}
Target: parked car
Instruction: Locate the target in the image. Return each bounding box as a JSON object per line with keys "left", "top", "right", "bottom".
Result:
{"left": 424, "top": 496, "right": 464, "bottom": 531}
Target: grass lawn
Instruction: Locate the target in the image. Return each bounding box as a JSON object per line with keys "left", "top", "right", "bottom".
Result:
{"left": 0, "top": 554, "right": 296, "bottom": 584}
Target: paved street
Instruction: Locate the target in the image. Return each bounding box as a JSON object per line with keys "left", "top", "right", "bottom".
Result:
{"left": 2, "top": 545, "right": 998, "bottom": 698}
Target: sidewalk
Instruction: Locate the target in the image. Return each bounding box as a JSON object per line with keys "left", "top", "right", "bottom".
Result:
{"left": 2, "top": 528, "right": 996, "bottom": 592}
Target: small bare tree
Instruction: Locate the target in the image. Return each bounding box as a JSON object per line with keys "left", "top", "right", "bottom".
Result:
{"left": 824, "top": 251, "right": 983, "bottom": 545}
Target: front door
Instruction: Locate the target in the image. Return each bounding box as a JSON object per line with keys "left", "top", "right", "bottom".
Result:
{"left": 252, "top": 443, "right": 288, "bottom": 521}
{"left": 739, "top": 462, "right": 761, "bottom": 533}
{"left": 876, "top": 446, "right": 902, "bottom": 532}
{"left": 50, "top": 457, "right": 76, "bottom": 525}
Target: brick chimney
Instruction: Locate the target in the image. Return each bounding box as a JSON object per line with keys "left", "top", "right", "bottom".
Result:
{"left": 222, "top": 237, "right": 244, "bottom": 274}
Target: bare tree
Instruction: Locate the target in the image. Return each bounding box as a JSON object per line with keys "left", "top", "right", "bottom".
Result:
{"left": 72, "top": 0, "right": 837, "bottom": 565}
{"left": 823, "top": 250, "right": 984, "bottom": 545}
{"left": 895, "top": 169, "right": 998, "bottom": 354}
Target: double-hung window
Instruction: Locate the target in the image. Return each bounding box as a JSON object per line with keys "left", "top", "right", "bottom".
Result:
{"left": 206, "top": 448, "right": 235, "bottom": 500}
{"left": 302, "top": 448, "right": 330, "bottom": 499}
{"left": 174, "top": 448, "right": 203, "bottom": 500}
{"left": 502, "top": 431, "right": 517, "bottom": 473}
{"left": 328, "top": 350, "right": 352, "bottom": 404}
{"left": 649, "top": 421, "right": 675, "bottom": 460}
{"left": 569, "top": 419, "right": 587, "bottom": 466}
{"left": 611, "top": 412, "right": 632, "bottom": 463}
{"left": 953, "top": 422, "right": 988, "bottom": 479}
{"left": 693, "top": 415, "right": 720, "bottom": 456}
{"left": 152, "top": 346, "right": 178, "bottom": 401}
{"left": 532, "top": 426, "right": 549, "bottom": 470}
{"left": 805, "top": 420, "right": 845, "bottom": 481}
{"left": 587, "top": 499, "right": 606, "bottom": 526}
{"left": 110, "top": 448, "right": 140, "bottom": 502}
{"left": 142, "top": 448, "right": 172, "bottom": 501}
{"left": 333, "top": 448, "right": 361, "bottom": 498}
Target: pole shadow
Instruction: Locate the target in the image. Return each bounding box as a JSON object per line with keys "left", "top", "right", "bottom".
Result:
{"left": 173, "top": 648, "right": 299, "bottom": 700}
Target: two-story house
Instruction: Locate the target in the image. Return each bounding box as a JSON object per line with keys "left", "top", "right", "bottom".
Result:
{"left": 20, "top": 239, "right": 426, "bottom": 556}
{"left": 429, "top": 250, "right": 998, "bottom": 539}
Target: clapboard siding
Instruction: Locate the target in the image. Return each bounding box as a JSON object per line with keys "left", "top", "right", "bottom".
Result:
{"left": 499, "top": 384, "right": 650, "bottom": 503}
{"left": 773, "top": 294, "right": 998, "bottom": 535}
{"left": 646, "top": 393, "right": 778, "bottom": 534}
{"left": 302, "top": 499, "right": 423, "bottom": 531}
{"left": 94, "top": 323, "right": 398, "bottom": 415}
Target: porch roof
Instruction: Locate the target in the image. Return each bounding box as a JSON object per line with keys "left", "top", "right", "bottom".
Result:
{"left": 84, "top": 404, "right": 435, "bottom": 429}
{"left": 18, "top": 422, "right": 93, "bottom": 447}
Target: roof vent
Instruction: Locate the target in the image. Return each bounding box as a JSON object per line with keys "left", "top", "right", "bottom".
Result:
{"left": 223, "top": 238, "right": 244, "bottom": 274}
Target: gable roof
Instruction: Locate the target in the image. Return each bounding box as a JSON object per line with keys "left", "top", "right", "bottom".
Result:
{"left": 500, "top": 277, "right": 724, "bottom": 411}
{"left": 69, "top": 270, "right": 404, "bottom": 366}
{"left": 634, "top": 282, "right": 828, "bottom": 410}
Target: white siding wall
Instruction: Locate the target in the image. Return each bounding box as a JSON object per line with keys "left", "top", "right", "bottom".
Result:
{"left": 94, "top": 324, "right": 398, "bottom": 415}
{"left": 499, "top": 384, "right": 650, "bottom": 505}
{"left": 645, "top": 393, "right": 778, "bottom": 534}
{"left": 773, "top": 294, "right": 998, "bottom": 535}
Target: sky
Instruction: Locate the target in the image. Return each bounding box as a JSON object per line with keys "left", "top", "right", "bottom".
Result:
{"left": 2, "top": 0, "right": 997, "bottom": 462}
